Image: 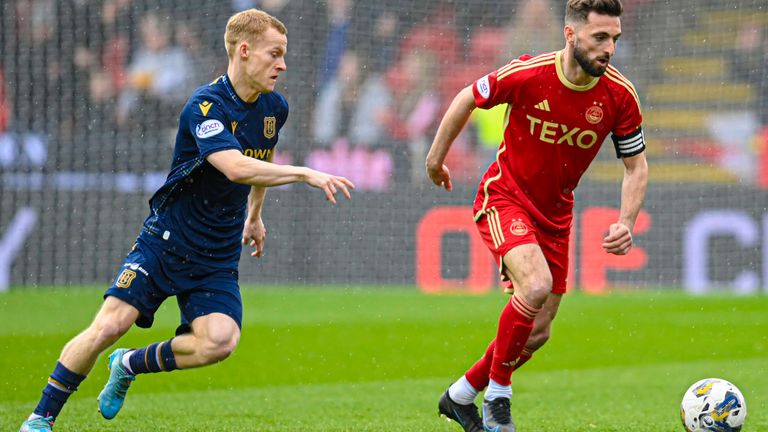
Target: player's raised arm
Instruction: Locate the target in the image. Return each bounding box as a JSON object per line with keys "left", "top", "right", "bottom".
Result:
{"left": 426, "top": 85, "right": 477, "bottom": 192}
{"left": 206, "top": 149, "right": 354, "bottom": 204}
{"left": 602, "top": 151, "right": 648, "bottom": 255}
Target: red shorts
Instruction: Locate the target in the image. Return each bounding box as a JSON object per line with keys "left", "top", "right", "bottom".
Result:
{"left": 474, "top": 203, "right": 570, "bottom": 294}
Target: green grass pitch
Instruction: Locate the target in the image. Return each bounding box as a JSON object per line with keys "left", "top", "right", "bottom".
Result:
{"left": 0, "top": 287, "right": 766, "bottom": 431}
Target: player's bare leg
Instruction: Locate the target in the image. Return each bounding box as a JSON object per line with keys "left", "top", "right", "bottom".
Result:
{"left": 20, "top": 297, "right": 138, "bottom": 431}
{"left": 99, "top": 312, "right": 239, "bottom": 419}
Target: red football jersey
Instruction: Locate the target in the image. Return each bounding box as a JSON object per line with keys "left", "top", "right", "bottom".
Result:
{"left": 472, "top": 50, "right": 643, "bottom": 233}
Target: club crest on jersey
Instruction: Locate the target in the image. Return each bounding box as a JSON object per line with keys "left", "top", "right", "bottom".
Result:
{"left": 263, "top": 116, "right": 276, "bottom": 138}
{"left": 586, "top": 104, "right": 604, "bottom": 124}
{"left": 510, "top": 219, "right": 528, "bottom": 236}
{"left": 196, "top": 119, "right": 224, "bottom": 138}
{"left": 115, "top": 269, "right": 137, "bottom": 288}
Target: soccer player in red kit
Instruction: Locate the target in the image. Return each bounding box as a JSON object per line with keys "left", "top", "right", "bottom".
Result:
{"left": 427, "top": 1, "right": 648, "bottom": 431}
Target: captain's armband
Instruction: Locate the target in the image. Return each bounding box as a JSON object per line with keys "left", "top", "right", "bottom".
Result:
{"left": 611, "top": 127, "right": 645, "bottom": 158}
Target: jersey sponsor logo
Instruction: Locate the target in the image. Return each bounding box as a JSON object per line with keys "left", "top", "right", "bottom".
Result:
{"left": 526, "top": 114, "right": 599, "bottom": 149}
{"left": 196, "top": 119, "right": 224, "bottom": 138}
{"left": 534, "top": 99, "right": 550, "bottom": 112}
{"left": 477, "top": 75, "right": 491, "bottom": 99}
{"left": 263, "top": 116, "right": 276, "bottom": 139}
{"left": 115, "top": 269, "right": 137, "bottom": 288}
{"left": 510, "top": 219, "right": 529, "bottom": 236}
{"left": 127, "top": 262, "right": 149, "bottom": 276}
{"left": 586, "top": 104, "right": 604, "bottom": 124}
{"left": 244, "top": 148, "right": 273, "bottom": 160}
{"left": 198, "top": 100, "right": 213, "bottom": 116}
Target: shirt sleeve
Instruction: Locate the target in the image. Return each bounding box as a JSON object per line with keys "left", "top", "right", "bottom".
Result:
{"left": 184, "top": 96, "right": 242, "bottom": 159}
{"left": 277, "top": 93, "right": 289, "bottom": 130}
{"left": 611, "top": 85, "right": 645, "bottom": 158}
{"left": 472, "top": 55, "right": 532, "bottom": 110}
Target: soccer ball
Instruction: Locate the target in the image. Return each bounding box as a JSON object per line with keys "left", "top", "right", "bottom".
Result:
{"left": 680, "top": 378, "right": 747, "bottom": 431}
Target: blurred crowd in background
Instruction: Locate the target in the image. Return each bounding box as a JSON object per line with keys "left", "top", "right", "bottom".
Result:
{"left": 2, "top": 0, "right": 767, "bottom": 190}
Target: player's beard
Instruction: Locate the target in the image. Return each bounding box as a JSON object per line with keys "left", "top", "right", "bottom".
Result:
{"left": 573, "top": 40, "right": 609, "bottom": 77}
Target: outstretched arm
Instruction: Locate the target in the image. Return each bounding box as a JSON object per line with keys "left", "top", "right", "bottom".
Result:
{"left": 425, "top": 86, "right": 477, "bottom": 192}
{"left": 207, "top": 149, "right": 354, "bottom": 204}
{"left": 602, "top": 151, "right": 648, "bottom": 255}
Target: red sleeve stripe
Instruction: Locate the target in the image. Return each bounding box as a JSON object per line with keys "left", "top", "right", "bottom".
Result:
{"left": 604, "top": 67, "right": 642, "bottom": 113}
{"left": 497, "top": 53, "right": 557, "bottom": 81}
{"left": 496, "top": 52, "right": 556, "bottom": 74}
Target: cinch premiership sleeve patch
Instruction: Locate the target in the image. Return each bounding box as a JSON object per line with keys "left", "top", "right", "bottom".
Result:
{"left": 476, "top": 75, "right": 491, "bottom": 99}
{"left": 611, "top": 127, "right": 645, "bottom": 158}
{"left": 196, "top": 119, "right": 224, "bottom": 138}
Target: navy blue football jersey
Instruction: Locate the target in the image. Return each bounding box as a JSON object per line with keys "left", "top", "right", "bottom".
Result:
{"left": 141, "top": 74, "right": 288, "bottom": 269}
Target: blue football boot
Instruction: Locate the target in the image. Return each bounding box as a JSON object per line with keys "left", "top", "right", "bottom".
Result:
{"left": 97, "top": 348, "right": 136, "bottom": 419}
{"left": 18, "top": 416, "right": 54, "bottom": 432}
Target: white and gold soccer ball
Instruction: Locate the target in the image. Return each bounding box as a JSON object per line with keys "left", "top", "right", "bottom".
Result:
{"left": 680, "top": 378, "right": 746, "bottom": 432}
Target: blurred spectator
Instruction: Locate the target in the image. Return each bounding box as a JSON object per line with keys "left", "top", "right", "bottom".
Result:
{"left": 0, "top": 68, "right": 9, "bottom": 133}
{"left": 309, "top": 50, "right": 394, "bottom": 190}
{"left": 116, "top": 12, "right": 193, "bottom": 126}
{"left": 399, "top": 4, "right": 459, "bottom": 67}
{"left": 382, "top": 48, "right": 443, "bottom": 183}
{"left": 15, "top": 0, "right": 56, "bottom": 44}
{"left": 318, "top": 0, "right": 353, "bottom": 86}
{"left": 733, "top": 16, "right": 768, "bottom": 122}
{"left": 312, "top": 50, "right": 361, "bottom": 146}
{"left": 503, "top": 0, "right": 561, "bottom": 59}
{"left": 312, "top": 50, "right": 390, "bottom": 148}
{"left": 365, "top": 10, "right": 400, "bottom": 73}
{"left": 732, "top": 15, "right": 768, "bottom": 187}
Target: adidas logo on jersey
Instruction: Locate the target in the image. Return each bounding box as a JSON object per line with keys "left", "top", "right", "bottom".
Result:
{"left": 534, "top": 99, "right": 550, "bottom": 112}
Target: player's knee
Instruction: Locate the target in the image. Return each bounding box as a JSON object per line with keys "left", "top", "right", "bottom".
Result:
{"left": 200, "top": 334, "right": 239, "bottom": 364}
{"left": 521, "top": 275, "right": 553, "bottom": 305}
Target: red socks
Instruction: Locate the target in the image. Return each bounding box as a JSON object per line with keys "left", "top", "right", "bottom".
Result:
{"left": 465, "top": 295, "right": 541, "bottom": 389}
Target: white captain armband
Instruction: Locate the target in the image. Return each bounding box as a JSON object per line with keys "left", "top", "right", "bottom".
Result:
{"left": 611, "top": 127, "right": 645, "bottom": 158}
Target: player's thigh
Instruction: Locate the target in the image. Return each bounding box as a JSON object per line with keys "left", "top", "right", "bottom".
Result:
{"left": 91, "top": 296, "right": 141, "bottom": 334}
{"left": 501, "top": 244, "right": 552, "bottom": 293}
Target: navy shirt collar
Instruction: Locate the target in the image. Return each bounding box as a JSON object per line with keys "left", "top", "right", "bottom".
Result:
{"left": 222, "top": 74, "right": 260, "bottom": 108}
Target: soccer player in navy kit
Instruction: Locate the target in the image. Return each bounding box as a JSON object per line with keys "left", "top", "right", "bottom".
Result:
{"left": 19, "top": 9, "right": 353, "bottom": 432}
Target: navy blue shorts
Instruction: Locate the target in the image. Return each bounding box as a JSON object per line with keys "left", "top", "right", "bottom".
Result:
{"left": 104, "top": 232, "right": 242, "bottom": 333}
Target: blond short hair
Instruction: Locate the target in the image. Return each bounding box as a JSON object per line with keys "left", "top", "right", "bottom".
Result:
{"left": 224, "top": 9, "right": 287, "bottom": 59}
